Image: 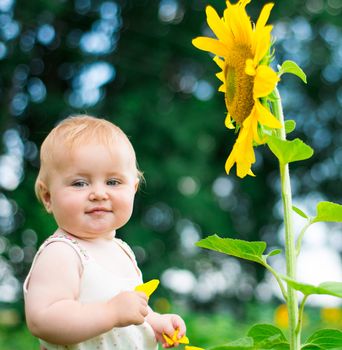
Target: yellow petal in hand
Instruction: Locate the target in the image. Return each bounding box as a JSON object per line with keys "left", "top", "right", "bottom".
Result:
{"left": 162, "top": 329, "right": 189, "bottom": 345}
{"left": 162, "top": 333, "right": 174, "bottom": 346}
{"left": 135, "top": 279, "right": 160, "bottom": 298}
{"left": 178, "top": 334, "right": 190, "bottom": 344}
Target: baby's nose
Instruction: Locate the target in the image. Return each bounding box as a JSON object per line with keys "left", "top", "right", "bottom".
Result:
{"left": 89, "top": 186, "right": 109, "bottom": 200}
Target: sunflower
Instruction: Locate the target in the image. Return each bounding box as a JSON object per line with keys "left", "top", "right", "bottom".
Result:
{"left": 193, "top": 0, "right": 282, "bottom": 178}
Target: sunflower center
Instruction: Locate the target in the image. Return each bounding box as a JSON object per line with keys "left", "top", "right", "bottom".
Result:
{"left": 225, "top": 45, "right": 255, "bottom": 125}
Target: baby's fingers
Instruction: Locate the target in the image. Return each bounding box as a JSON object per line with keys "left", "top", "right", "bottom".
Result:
{"left": 136, "top": 291, "right": 148, "bottom": 302}
{"left": 171, "top": 316, "right": 187, "bottom": 337}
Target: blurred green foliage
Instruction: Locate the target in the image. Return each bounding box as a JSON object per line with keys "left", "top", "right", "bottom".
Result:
{"left": 0, "top": 302, "right": 335, "bottom": 350}
{"left": 0, "top": 326, "right": 38, "bottom": 350}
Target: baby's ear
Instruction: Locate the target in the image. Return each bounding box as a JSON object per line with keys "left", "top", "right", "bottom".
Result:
{"left": 134, "top": 178, "right": 139, "bottom": 192}
{"left": 38, "top": 181, "right": 52, "bottom": 213}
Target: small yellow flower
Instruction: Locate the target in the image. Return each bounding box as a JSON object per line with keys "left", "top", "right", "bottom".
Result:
{"left": 135, "top": 279, "right": 160, "bottom": 298}
{"left": 193, "top": 0, "right": 281, "bottom": 178}
{"left": 274, "top": 304, "right": 289, "bottom": 329}
{"left": 163, "top": 328, "right": 189, "bottom": 345}
{"left": 321, "top": 307, "right": 342, "bottom": 325}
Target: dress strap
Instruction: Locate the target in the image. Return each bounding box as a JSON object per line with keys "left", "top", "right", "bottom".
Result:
{"left": 23, "top": 231, "right": 89, "bottom": 293}
{"left": 47, "top": 232, "right": 90, "bottom": 262}
{"left": 114, "top": 238, "right": 142, "bottom": 277}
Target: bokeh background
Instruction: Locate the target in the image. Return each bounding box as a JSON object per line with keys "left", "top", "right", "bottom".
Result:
{"left": 0, "top": 0, "right": 341, "bottom": 348}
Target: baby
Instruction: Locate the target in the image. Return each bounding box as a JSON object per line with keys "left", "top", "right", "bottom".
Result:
{"left": 24, "top": 115, "right": 186, "bottom": 349}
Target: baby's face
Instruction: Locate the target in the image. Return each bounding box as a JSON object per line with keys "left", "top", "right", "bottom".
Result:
{"left": 41, "top": 141, "right": 138, "bottom": 239}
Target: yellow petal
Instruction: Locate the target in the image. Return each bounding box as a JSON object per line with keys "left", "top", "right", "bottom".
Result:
{"left": 206, "top": 6, "right": 233, "bottom": 46}
{"left": 225, "top": 144, "right": 237, "bottom": 174}
{"left": 236, "top": 146, "right": 255, "bottom": 178}
{"left": 255, "top": 100, "right": 282, "bottom": 129}
{"left": 237, "top": 150, "right": 255, "bottom": 178}
{"left": 162, "top": 329, "right": 189, "bottom": 345}
{"left": 225, "top": 113, "right": 235, "bottom": 129}
{"left": 224, "top": 1, "right": 252, "bottom": 45}
{"left": 172, "top": 328, "right": 179, "bottom": 341}
{"left": 135, "top": 279, "right": 160, "bottom": 298}
{"left": 214, "top": 57, "right": 226, "bottom": 92}
{"left": 225, "top": 119, "right": 257, "bottom": 178}
{"left": 226, "top": 0, "right": 251, "bottom": 10}
{"left": 248, "top": 168, "right": 256, "bottom": 176}
{"left": 252, "top": 3, "right": 274, "bottom": 61}
{"left": 253, "top": 65, "right": 279, "bottom": 98}
{"left": 218, "top": 83, "right": 226, "bottom": 93}
{"left": 253, "top": 25, "right": 272, "bottom": 64}
{"left": 243, "top": 106, "right": 267, "bottom": 145}
{"left": 216, "top": 71, "right": 225, "bottom": 83}
{"left": 171, "top": 329, "right": 189, "bottom": 343}
{"left": 213, "top": 56, "right": 225, "bottom": 69}
{"left": 256, "top": 3, "right": 274, "bottom": 32}
{"left": 162, "top": 333, "right": 174, "bottom": 346}
{"left": 245, "top": 59, "right": 256, "bottom": 76}
{"left": 185, "top": 347, "right": 205, "bottom": 350}
{"left": 192, "top": 37, "right": 229, "bottom": 57}
{"left": 240, "top": 0, "right": 252, "bottom": 6}
{"left": 178, "top": 335, "right": 190, "bottom": 344}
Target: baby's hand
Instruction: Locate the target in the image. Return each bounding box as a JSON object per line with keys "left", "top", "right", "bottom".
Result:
{"left": 149, "top": 313, "right": 187, "bottom": 348}
{"left": 109, "top": 291, "right": 148, "bottom": 327}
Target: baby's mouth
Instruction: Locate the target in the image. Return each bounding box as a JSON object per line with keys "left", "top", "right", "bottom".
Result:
{"left": 86, "top": 207, "right": 112, "bottom": 214}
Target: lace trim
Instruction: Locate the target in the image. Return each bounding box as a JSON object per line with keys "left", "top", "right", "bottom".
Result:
{"left": 47, "top": 232, "right": 90, "bottom": 260}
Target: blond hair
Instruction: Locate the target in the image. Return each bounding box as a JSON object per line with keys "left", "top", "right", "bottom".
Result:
{"left": 35, "top": 115, "right": 143, "bottom": 202}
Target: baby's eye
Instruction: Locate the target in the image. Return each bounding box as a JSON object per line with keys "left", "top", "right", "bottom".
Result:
{"left": 107, "top": 179, "right": 120, "bottom": 186}
{"left": 72, "top": 180, "right": 88, "bottom": 187}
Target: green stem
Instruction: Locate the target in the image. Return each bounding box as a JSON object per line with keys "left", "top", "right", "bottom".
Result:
{"left": 264, "top": 262, "right": 288, "bottom": 301}
{"left": 271, "top": 89, "right": 300, "bottom": 350}
{"left": 295, "top": 220, "right": 312, "bottom": 257}
{"left": 296, "top": 294, "right": 309, "bottom": 335}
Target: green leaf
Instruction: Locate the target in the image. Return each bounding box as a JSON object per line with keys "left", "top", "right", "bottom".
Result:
{"left": 312, "top": 201, "right": 342, "bottom": 223}
{"left": 302, "top": 329, "right": 342, "bottom": 349}
{"left": 279, "top": 60, "right": 307, "bottom": 83}
{"left": 292, "top": 205, "right": 309, "bottom": 219}
{"left": 208, "top": 337, "right": 254, "bottom": 350}
{"left": 273, "top": 345, "right": 290, "bottom": 350}
{"left": 247, "top": 324, "right": 289, "bottom": 349}
{"left": 319, "top": 282, "right": 342, "bottom": 297}
{"left": 266, "top": 249, "right": 282, "bottom": 258}
{"left": 282, "top": 276, "right": 342, "bottom": 298}
{"left": 267, "top": 136, "right": 314, "bottom": 164}
{"left": 196, "top": 235, "right": 267, "bottom": 265}
{"left": 285, "top": 120, "right": 296, "bottom": 134}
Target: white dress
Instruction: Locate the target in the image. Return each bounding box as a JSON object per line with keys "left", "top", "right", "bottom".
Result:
{"left": 23, "top": 231, "right": 158, "bottom": 350}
